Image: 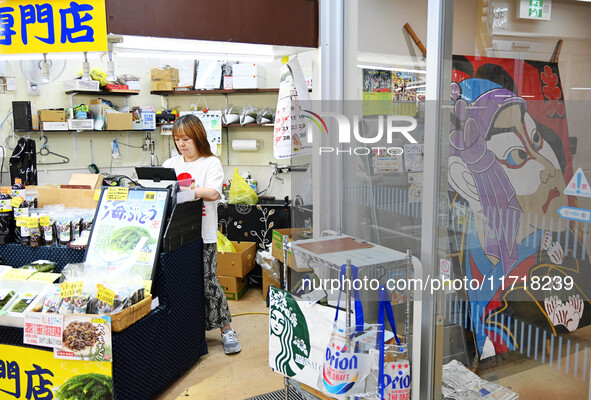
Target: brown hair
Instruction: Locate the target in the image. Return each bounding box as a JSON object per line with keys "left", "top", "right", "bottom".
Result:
{"left": 172, "top": 114, "right": 215, "bottom": 158}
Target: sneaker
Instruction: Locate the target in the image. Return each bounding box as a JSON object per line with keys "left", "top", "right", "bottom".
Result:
{"left": 222, "top": 330, "right": 241, "bottom": 355}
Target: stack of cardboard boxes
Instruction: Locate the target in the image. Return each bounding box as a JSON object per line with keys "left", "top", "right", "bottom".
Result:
{"left": 151, "top": 67, "right": 180, "bottom": 91}
{"left": 217, "top": 241, "right": 257, "bottom": 301}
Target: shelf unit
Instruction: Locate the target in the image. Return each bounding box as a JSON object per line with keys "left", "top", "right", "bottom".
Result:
{"left": 152, "top": 88, "right": 279, "bottom": 165}
{"left": 65, "top": 89, "right": 140, "bottom": 108}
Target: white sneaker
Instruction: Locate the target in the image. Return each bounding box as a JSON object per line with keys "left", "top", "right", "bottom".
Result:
{"left": 222, "top": 330, "right": 241, "bottom": 355}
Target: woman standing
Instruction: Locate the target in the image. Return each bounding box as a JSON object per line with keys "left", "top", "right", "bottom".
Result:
{"left": 163, "top": 114, "right": 241, "bottom": 355}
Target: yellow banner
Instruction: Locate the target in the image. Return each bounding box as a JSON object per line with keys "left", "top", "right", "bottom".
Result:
{"left": 0, "top": 344, "right": 113, "bottom": 399}
{"left": 0, "top": 0, "right": 107, "bottom": 54}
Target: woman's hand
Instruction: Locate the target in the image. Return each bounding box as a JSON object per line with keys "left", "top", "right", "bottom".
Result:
{"left": 195, "top": 187, "right": 221, "bottom": 201}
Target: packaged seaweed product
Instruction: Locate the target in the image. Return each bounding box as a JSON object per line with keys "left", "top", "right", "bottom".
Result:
{"left": 8, "top": 291, "right": 38, "bottom": 313}
{"left": 42, "top": 218, "right": 56, "bottom": 246}
{"left": 0, "top": 289, "right": 15, "bottom": 310}
{"left": 57, "top": 217, "right": 72, "bottom": 246}
{"left": 41, "top": 286, "right": 62, "bottom": 313}
{"left": 13, "top": 202, "right": 30, "bottom": 246}
{"left": 58, "top": 297, "right": 74, "bottom": 314}
{"left": 29, "top": 214, "right": 42, "bottom": 247}
{"left": 73, "top": 293, "right": 90, "bottom": 314}
{"left": 22, "top": 260, "right": 55, "bottom": 273}
{"left": 0, "top": 193, "right": 13, "bottom": 239}
{"left": 10, "top": 179, "right": 25, "bottom": 199}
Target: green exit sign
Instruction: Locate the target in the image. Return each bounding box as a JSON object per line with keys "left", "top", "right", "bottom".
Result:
{"left": 518, "top": 0, "right": 551, "bottom": 21}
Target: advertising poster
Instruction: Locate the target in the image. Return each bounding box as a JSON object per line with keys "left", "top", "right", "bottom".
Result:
{"left": 54, "top": 315, "right": 112, "bottom": 362}
{"left": 448, "top": 55, "right": 591, "bottom": 358}
{"left": 362, "top": 69, "right": 392, "bottom": 115}
{"left": 85, "top": 188, "right": 169, "bottom": 280}
{"left": 0, "top": 343, "right": 113, "bottom": 400}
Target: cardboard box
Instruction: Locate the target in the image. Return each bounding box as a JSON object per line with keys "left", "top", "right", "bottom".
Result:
{"left": 262, "top": 265, "right": 281, "bottom": 300}
{"left": 217, "top": 241, "right": 257, "bottom": 278}
{"left": 151, "top": 68, "right": 179, "bottom": 82}
{"left": 232, "top": 63, "right": 266, "bottom": 78}
{"left": 42, "top": 121, "right": 68, "bottom": 131}
{"left": 271, "top": 228, "right": 313, "bottom": 271}
{"left": 67, "top": 119, "right": 94, "bottom": 130}
{"left": 27, "top": 185, "right": 98, "bottom": 208}
{"left": 126, "top": 81, "right": 141, "bottom": 91}
{"left": 62, "top": 79, "right": 100, "bottom": 91}
{"left": 39, "top": 109, "right": 65, "bottom": 122}
{"left": 150, "top": 80, "right": 179, "bottom": 91}
{"left": 232, "top": 76, "right": 266, "bottom": 89}
{"left": 106, "top": 112, "right": 133, "bottom": 130}
{"left": 68, "top": 174, "right": 104, "bottom": 190}
{"left": 217, "top": 275, "right": 248, "bottom": 301}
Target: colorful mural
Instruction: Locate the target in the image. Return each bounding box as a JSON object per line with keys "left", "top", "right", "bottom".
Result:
{"left": 448, "top": 56, "right": 591, "bottom": 357}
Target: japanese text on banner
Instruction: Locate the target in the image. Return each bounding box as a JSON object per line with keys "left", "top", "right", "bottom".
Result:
{"left": 0, "top": 0, "right": 107, "bottom": 54}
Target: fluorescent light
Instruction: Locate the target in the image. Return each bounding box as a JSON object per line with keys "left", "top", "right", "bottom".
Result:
{"left": 115, "top": 49, "right": 275, "bottom": 63}
{"left": 571, "top": 87, "right": 591, "bottom": 90}
{"left": 115, "top": 35, "right": 306, "bottom": 62}
{"left": 357, "top": 64, "right": 427, "bottom": 74}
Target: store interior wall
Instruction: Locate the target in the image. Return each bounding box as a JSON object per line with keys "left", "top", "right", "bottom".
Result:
{"left": 0, "top": 50, "right": 316, "bottom": 202}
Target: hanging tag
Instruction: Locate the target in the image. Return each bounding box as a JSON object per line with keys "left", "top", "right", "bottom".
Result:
{"left": 39, "top": 216, "right": 51, "bottom": 227}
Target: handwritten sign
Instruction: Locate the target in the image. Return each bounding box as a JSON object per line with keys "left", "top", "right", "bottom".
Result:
{"left": 59, "top": 281, "right": 83, "bottom": 298}
{"left": 96, "top": 284, "right": 114, "bottom": 305}
{"left": 0, "top": 0, "right": 107, "bottom": 54}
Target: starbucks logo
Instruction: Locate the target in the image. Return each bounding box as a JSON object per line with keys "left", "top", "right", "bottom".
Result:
{"left": 269, "top": 287, "right": 311, "bottom": 377}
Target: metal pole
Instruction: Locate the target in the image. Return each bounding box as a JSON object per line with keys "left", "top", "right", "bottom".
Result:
{"left": 282, "top": 234, "right": 290, "bottom": 400}
{"left": 406, "top": 250, "right": 412, "bottom": 347}
{"left": 345, "top": 258, "right": 352, "bottom": 400}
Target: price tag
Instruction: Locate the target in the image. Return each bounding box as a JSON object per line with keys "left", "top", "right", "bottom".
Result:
{"left": 96, "top": 284, "right": 115, "bottom": 305}
{"left": 23, "top": 313, "right": 63, "bottom": 348}
{"left": 144, "top": 192, "right": 156, "bottom": 201}
{"left": 10, "top": 197, "right": 23, "bottom": 208}
{"left": 136, "top": 250, "right": 151, "bottom": 263}
{"left": 144, "top": 280, "right": 152, "bottom": 296}
{"left": 27, "top": 272, "right": 61, "bottom": 283}
{"left": 94, "top": 189, "right": 101, "bottom": 201}
{"left": 3, "top": 268, "right": 35, "bottom": 281}
{"left": 15, "top": 216, "right": 26, "bottom": 227}
{"left": 106, "top": 187, "right": 129, "bottom": 201}
{"left": 59, "top": 281, "right": 84, "bottom": 298}
{"left": 25, "top": 217, "right": 38, "bottom": 228}
{"left": 39, "top": 216, "right": 51, "bottom": 227}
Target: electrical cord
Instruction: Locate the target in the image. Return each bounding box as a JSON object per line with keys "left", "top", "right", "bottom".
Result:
{"left": 117, "top": 142, "right": 144, "bottom": 149}
{"left": 0, "top": 110, "right": 12, "bottom": 131}
{"left": 0, "top": 145, "right": 4, "bottom": 184}
{"left": 230, "top": 312, "right": 269, "bottom": 317}
{"left": 257, "top": 174, "right": 275, "bottom": 195}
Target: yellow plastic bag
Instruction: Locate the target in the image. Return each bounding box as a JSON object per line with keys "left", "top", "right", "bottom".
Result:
{"left": 229, "top": 168, "right": 258, "bottom": 205}
{"left": 217, "top": 231, "right": 236, "bottom": 253}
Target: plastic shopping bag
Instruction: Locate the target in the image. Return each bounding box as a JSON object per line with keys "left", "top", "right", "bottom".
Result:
{"left": 229, "top": 168, "right": 258, "bottom": 205}
{"left": 319, "top": 264, "right": 374, "bottom": 399}
{"left": 217, "top": 231, "right": 236, "bottom": 253}
{"left": 378, "top": 286, "right": 410, "bottom": 400}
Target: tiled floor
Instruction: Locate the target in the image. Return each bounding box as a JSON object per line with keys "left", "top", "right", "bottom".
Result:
{"left": 154, "top": 288, "right": 284, "bottom": 400}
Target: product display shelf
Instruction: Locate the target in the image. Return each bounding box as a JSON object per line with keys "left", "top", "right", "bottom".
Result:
{"left": 0, "top": 239, "right": 207, "bottom": 400}
{"left": 66, "top": 89, "right": 140, "bottom": 108}
{"left": 150, "top": 88, "right": 279, "bottom": 95}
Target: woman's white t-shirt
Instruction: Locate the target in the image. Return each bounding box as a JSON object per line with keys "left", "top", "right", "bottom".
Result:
{"left": 162, "top": 155, "right": 223, "bottom": 243}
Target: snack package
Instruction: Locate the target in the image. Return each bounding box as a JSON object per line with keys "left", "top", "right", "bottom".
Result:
{"left": 8, "top": 290, "right": 38, "bottom": 313}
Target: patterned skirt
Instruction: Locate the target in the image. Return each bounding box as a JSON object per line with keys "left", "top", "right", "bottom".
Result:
{"left": 203, "top": 243, "right": 232, "bottom": 330}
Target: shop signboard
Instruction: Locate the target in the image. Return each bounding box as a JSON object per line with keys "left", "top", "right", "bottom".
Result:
{"left": 85, "top": 187, "right": 169, "bottom": 281}
{"left": 0, "top": 0, "right": 108, "bottom": 54}
{"left": 0, "top": 343, "right": 113, "bottom": 399}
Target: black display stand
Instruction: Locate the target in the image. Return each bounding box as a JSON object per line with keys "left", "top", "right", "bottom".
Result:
{"left": 0, "top": 239, "right": 207, "bottom": 400}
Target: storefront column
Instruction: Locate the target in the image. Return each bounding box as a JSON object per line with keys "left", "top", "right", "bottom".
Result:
{"left": 419, "top": 0, "right": 454, "bottom": 399}
{"left": 314, "top": 0, "right": 346, "bottom": 235}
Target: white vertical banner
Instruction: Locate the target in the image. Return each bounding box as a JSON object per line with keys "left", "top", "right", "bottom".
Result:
{"left": 274, "top": 58, "right": 312, "bottom": 159}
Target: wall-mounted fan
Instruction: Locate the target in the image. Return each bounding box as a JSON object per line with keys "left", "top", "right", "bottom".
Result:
{"left": 20, "top": 54, "right": 66, "bottom": 95}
